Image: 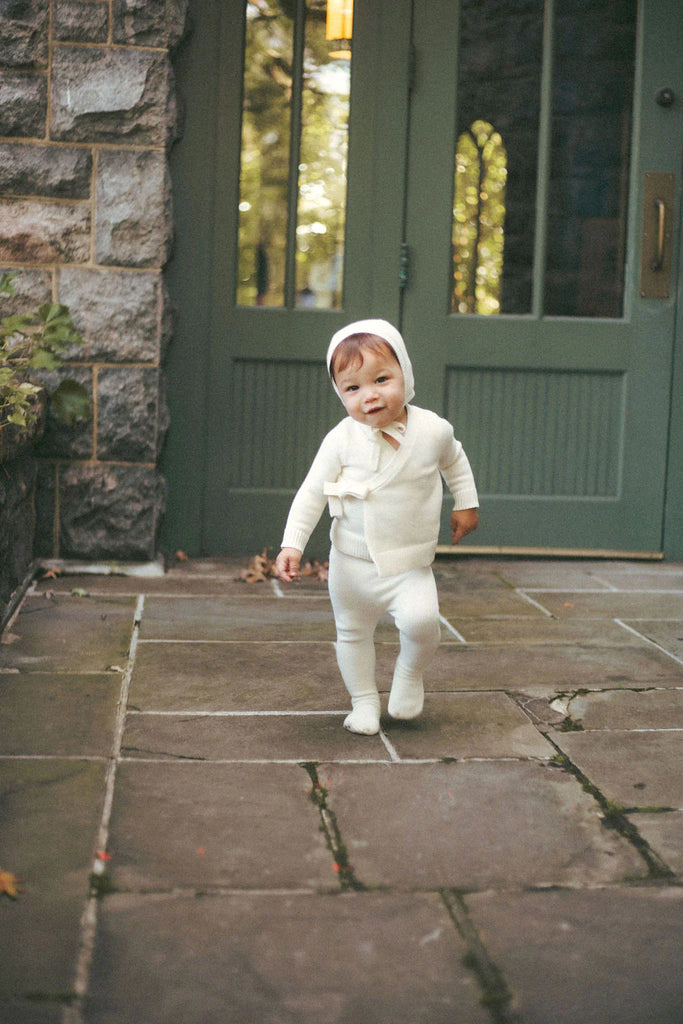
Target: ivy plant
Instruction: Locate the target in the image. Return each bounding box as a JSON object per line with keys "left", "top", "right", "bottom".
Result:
{"left": 0, "top": 271, "right": 91, "bottom": 430}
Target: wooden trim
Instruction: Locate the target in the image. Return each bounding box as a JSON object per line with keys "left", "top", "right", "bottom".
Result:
{"left": 435, "top": 545, "right": 664, "bottom": 560}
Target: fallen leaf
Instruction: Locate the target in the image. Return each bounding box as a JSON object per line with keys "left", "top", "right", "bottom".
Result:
{"left": 0, "top": 633, "right": 20, "bottom": 645}
{"left": 71, "top": 588, "right": 88, "bottom": 598}
{"left": 42, "top": 568, "right": 61, "bottom": 579}
{"left": 238, "top": 549, "right": 277, "bottom": 583}
{"left": 175, "top": 550, "right": 189, "bottom": 562}
{"left": 0, "top": 869, "right": 22, "bottom": 899}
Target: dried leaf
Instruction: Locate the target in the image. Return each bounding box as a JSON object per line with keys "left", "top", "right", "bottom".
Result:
{"left": 238, "top": 549, "right": 277, "bottom": 583}
{"left": 0, "top": 869, "right": 22, "bottom": 899}
{"left": 175, "top": 550, "right": 189, "bottom": 562}
{"left": 42, "top": 568, "right": 61, "bottom": 579}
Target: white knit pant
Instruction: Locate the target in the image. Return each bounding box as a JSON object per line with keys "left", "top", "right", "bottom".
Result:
{"left": 328, "top": 546, "right": 440, "bottom": 724}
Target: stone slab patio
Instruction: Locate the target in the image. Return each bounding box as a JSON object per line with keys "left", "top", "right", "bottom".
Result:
{"left": 1, "top": 556, "right": 681, "bottom": 1022}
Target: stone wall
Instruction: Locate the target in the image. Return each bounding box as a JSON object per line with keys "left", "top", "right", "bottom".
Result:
{"left": 0, "top": 0, "right": 188, "bottom": 560}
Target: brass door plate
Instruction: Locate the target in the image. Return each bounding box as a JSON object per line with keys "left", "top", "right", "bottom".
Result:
{"left": 640, "top": 171, "right": 675, "bottom": 299}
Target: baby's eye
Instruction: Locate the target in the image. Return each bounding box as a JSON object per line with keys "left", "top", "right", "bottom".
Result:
{"left": 376, "top": 376, "right": 389, "bottom": 383}
{"left": 345, "top": 384, "right": 358, "bottom": 392}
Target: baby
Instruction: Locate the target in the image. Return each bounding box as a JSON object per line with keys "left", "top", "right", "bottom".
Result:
{"left": 275, "top": 319, "right": 479, "bottom": 735}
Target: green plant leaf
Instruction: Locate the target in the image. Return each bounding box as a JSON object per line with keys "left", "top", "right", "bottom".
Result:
{"left": 30, "top": 349, "right": 59, "bottom": 370}
{"left": 38, "top": 302, "right": 69, "bottom": 324}
{"left": 7, "top": 410, "right": 27, "bottom": 426}
{"left": 0, "top": 272, "right": 18, "bottom": 296}
{"left": 50, "top": 379, "right": 91, "bottom": 426}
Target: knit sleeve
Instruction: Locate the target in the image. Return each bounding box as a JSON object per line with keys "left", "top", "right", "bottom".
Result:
{"left": 439, "top": 423, "right": 479, "bottom": 510}
{"left": 281, "top": 428, "right": 343, "bottom": 552}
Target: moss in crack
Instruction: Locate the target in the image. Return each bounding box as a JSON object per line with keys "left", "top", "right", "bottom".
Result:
{"left": 443, "top": 890, "right": 519, "bottom": 1024}
{"left": 301, "top": 762, "right": 365, "bottom": 891}
{"left": 89, "top": 870, "right": 116, "bottom": 898}
{"left": 557, "top": 716, "right": 584, "bottom": 732}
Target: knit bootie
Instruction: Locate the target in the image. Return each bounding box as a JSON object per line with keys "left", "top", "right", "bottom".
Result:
{"left": 388, "top": 661, "right": 424, "bottom": 720}
{"left": 343, "top": 692, "right": 381, "bottom": 735}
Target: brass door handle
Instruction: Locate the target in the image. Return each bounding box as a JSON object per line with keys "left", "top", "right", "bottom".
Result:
{"left": 652, "top": 198, "right": 665, "bottom": 271}
{"left": 640, "top": 173, "right": 674, "bottom": 299}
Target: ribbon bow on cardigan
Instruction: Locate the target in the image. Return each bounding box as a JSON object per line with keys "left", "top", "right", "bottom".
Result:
{"left": 323, "top": 479, "right": 370, "bottom": 518}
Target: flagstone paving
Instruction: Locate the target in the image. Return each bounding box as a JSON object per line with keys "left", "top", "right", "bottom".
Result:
{"left": 1, "top": 556, "right": 682, "bottom": 1023}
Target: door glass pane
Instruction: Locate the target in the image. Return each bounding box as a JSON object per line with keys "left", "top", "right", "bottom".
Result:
{"left": 237, "top": 1, "right": 293, "bottom": 306}
{"left": 237, "top": 0, "right": 352, "bottom": 309}
{"left": 545, "top": 0, "right": 637, "bottom": 317}
{"left": 451, "top": 0, "right": 545, "bottom": 315}
{"left": 296, "top": 1, "right": 350, "bottom": 308}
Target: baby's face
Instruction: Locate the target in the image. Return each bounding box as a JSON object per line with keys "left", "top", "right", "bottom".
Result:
{"left": 333, "top": 345, "right": 406, "bottom": 430}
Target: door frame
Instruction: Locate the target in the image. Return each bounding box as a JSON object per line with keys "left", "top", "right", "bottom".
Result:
{"left": 163, "top": 0, "right": 683, "bottom": 560}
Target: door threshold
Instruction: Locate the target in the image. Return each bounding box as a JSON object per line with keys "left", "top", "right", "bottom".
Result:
{"left": 435, "top": 545, "right": 664, "bottom": 560}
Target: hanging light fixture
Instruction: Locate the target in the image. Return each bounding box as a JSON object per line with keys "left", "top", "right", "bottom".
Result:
{"left": 326, "top": 0, "right": 353, "bottom": 59}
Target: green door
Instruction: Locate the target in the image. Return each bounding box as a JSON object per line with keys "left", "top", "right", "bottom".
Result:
{"left": 402, "top": 0, "right": 682, "bottom": 556}
{"left": 164, "top": 0, "right": 682, "bottom": 558}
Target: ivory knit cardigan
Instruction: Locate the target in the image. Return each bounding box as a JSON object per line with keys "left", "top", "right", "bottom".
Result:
{"left": 281, "top": 404, "right": 479, "bottom": 578}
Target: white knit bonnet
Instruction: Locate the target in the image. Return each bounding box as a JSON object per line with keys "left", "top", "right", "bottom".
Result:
{"left": 326, "top": 318, "right": 415, "bottom": 404}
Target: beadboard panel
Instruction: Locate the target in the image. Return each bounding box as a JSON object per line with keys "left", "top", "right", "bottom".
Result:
{"left": 228, "top": 359, "right": 342, "bottom": 489}
{"left": 445, "top": 367, "right": 626, "bottom": 498}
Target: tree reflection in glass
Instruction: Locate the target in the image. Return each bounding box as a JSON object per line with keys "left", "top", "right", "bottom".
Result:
{"left": 237, "top": 1, "right": 351, "bottom": 309}
{"left": 452, "top": 120, "right": 507, "bottom": 315}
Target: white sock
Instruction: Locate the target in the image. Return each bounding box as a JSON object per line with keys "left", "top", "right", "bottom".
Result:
{"left": 388, "top": 661, "right": 424, "bottom": 720}
{"left": 343, "top": 693, "right": 381, "bottom": 735}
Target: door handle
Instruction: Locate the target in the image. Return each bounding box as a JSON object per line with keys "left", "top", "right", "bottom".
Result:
{"left": 640, "top": 172, "right": 674, "bottom": 299}
{"left": 651, "top": 198, "right": 665, "bottom": 271}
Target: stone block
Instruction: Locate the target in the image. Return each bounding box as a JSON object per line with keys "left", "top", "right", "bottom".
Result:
{"left": 58, "top": 267, "right": 161, "bottom": 362}
{"left": 0, "top": 266, "right": 52, "bottom": 312}
{"left": 33, "top": 365, "right": 94, "bottom": 460}
{"left": 0, "top": 0, "right": 48, "bottom": 68}
{"left": 315, "top": 761, "right": 644, "bottom": 889}
{"left": 122, "top": 711, "right": 388, "bottom": 763}
{"left": 0, "top": 198, "right": 90, "bottom": 262}
{"left": 556, "top": 730, "right": 683, "bottom": 809}
{"left": 96, "top": 366, "right": 160, "bottom": 462}
{"left": 0, "top": 71, "right": 47, "bottom": 137}
{"left": 129, "top": 640, "right": 349, "bottom": 711}
{"left": 113, "top": 0, "right": 189, "bottom": 49}
{"left": 467, "top": 888, "right": 683, "bottom": 1024}
{"left": 58, "top": 462, "right": 166, "bottom": 559}
{"left": 87, "top": 893, "right": 487, "bottom": 1024}
{"left": 1, "top": 672, "right": 120, "bottom": 756}
{"left": 140, "top": 596, "right": 337, "bottom": 641}
{"left": 95, "top": 149, "right": 171, "bottom": 268}
{"left": 107, "top": 763, "right": 335, "bottom": 891}
{"left": 1, "top": 592, "right": 137, "bottom": 672}
{"left": 0, "top": 141, "right": 91, "bottom": 198}
{"left": 33, "top": 460, "right": 56, "bottom": 558}
{"left": 0, "top": 451, "right": 36, "bottom": 609}
{"left": 53, "top": 0, "right": 109, "bottom": 43}
{"left": 51, "top": 45, "right": 175, "bottom": 145}
{"left": 0, "top": 761, "right": 106, "bottom": 997}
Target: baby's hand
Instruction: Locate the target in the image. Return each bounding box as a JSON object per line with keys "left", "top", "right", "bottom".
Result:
{"left": 451, "top": 507, "right": 479, "bottom": 545}
{"left": 275, "top": 547, "right": 302, "bottom": 582}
